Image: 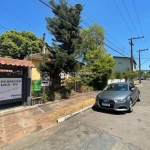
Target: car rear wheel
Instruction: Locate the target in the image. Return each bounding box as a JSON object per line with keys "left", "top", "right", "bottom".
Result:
{"left": 128, "top": 100, "right": 133, "bottom": 113}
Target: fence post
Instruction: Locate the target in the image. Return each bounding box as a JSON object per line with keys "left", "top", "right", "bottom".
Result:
{"left": 27, "top": 68, "right": 32, "bottom": 105}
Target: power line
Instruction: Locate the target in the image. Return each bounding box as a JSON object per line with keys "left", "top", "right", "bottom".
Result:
{"left": 70, "top": 1, "right": 93, "bottom": 27}
{"left": 113, "top": 0, "right": 134, "bottom": 36}
{"left": 113, "top": 0, "right": 142, "bottom": 50}
{"left": 132, "top": 0, "right": 148, "bottom": 48}
{"left": 132, "top": 0, "right": 143, "bottom": 36}
{"left": 102, "top": 42, "right": 126, "bottom": 56}
{"left": 39, "top": 0, "right": 79, "bottom": 30}
{"left": 0, "top": 3, "right": 42, "bottom": 35}
{"left": 0, "top": 24, "right": 9, "bottom": 30}
{"left": 79, "top": 21, "right": 129, "bottom": 56}
{"left": 60, "top": 1, "right": 128, "bottom": 57}
{"left": 134, "top": 57, "right": 149, "bottom": 60}
{"left": 68, "top": 0, "right": 129, "bottom": 56}
{"left": 122, "top": 0, "right": 138, "bottom": 36}
{"left": 54, "top": 0, "right": 92, "bottom": 28}
{"left": 31, "top": 0, "right": 52, "bottom": 16}
{"left": 38, "top": 0, "right": 130, "bottom": 56}
{"left": 122, "top": 0, "right": 144, "bottom": 48}
{"left": 141, "top": 58, "right": 150, "bottom": 66}
{"left": 105, "top": 32, "right": 129, "bottom": 52}
{"left": 69, "top": 0, "right": 130, "bottom": 55}
{"left": 105, "top": 38, "right": 130, "bottom": 56}
{"left": 39, "top": 0, "right": 127, "bottom": 57}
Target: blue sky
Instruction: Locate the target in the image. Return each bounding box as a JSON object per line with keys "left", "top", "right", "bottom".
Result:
{"left": 0, "top": 0, "right": 150, "bottom": 70}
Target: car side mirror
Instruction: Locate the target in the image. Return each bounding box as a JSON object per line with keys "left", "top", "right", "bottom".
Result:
{"left": 130, "top": 88, "right": 135, "bottom": 91}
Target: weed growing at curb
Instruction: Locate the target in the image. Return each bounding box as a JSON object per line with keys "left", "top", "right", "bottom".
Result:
{"left": 48, "top": 99, "right": 95, "bottom": 123}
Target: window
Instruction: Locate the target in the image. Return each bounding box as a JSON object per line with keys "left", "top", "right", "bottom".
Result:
{"left": 105, "top": 84, "right": 128, "bottom": 91}
{"left": 118, "top": 62, "right": 122, "bottom": 64}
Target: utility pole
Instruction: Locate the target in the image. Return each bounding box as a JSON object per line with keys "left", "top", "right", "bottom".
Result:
{"left": 128, "top": 36, "right": 144, "bottom": 72}
{"left": 128, "top": 38, "right": 134, "bottom": 72}
{"left": 42, "top": 33, "right": 46, "bottom": 94}
{"left": 137, "top": 49, "right": 148, "bottom": 84}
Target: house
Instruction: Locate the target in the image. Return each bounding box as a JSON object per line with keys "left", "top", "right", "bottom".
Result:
{"left": 113, "top": 56, "right": 136, "bottom": 72}
{"left": 25, "top": 52, "right": 54, "bottom": 80}
{"left": 25, "top": 52, "right": 85, "bottom": 81}
{"left": 25, "top": 53, "right": 43, "bottom": 80}
{"left": 143, "top": 70, "right": 150, "bottom": 74}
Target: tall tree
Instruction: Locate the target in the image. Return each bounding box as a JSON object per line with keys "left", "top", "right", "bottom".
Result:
{"left": 76, "top": 24, "right": 104, "bottom": 62}
{"left": 39, "top": 0, "right": 83, "bottom": 89}
{"left": 0, "top": 30, "right": 43, "bottom": 59}
{"left": 78, "top": 24, "right": 115, "bottom": 90}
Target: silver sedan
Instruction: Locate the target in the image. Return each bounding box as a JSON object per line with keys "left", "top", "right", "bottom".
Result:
{"left": 95, "top": 82, "right": 140, "bottom": 113}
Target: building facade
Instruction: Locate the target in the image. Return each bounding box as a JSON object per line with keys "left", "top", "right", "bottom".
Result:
{"left": 25, "top": 53, "right": 42, "bottom": 80}
{"left": 113, "top": 56, "right": 136, "bottom": 72}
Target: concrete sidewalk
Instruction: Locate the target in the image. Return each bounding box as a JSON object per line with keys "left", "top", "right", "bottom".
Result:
{"left": 0, "top": 91, "right": 99, "bottom": 148}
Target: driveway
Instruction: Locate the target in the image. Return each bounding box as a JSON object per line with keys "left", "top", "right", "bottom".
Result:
{"left": 3, "top": 80, "right": 150, "bottom": 150}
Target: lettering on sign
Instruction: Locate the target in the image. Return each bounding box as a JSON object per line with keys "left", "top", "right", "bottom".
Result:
{"left": 0, "top": 78, "right": 22, "bottom": 101}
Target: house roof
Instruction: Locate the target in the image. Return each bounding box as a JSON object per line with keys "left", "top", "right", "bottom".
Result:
{"left": 0, "top": 57, "right": 35, "bottom": 68}
{"left": 25, "top": 52, "right": 56, "bottom": 64}
{"left": 28, "top": 53, "right": 43, "bottom": 60}
{"left": 113, "top": 56, "right": 137, "bottom": 65}
{"left": 26, "top": 51, "right": 53, "bottom": 61}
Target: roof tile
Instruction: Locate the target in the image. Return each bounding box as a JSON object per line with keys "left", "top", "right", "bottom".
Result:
{"left": 0, "top": 57, "right": 35, "bottom": 68}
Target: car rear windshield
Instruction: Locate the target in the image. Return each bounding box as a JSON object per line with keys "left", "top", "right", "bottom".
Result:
{"left": 104, "top": 84, "right": 128, "bottom": 91}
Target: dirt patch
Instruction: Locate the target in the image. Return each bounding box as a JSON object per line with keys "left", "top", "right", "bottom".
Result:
{"left": 48, "top": 99, "right": 95, "bottom": 123}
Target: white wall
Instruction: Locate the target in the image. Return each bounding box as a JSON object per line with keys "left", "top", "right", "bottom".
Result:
{"left": 108, "top": 79, "right": 125, "bottom": 85}
{"left": 114, "top": 57, "right": 136, "bottom": 72}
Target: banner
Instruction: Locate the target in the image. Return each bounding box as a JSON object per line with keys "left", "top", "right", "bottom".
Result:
{"left": 0, "top": 78, "right": 22, "bottom": 101}
{"left": 33, "top": 81, "right": 42, "bottom": 92}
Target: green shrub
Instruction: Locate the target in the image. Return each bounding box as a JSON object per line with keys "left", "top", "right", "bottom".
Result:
{"left": 41, "top": 93, "right": 48, "bottom": 103}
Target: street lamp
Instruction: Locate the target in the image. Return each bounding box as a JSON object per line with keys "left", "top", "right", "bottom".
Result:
{"left": 137, "top": 49, "right": 148, "bottom": 84}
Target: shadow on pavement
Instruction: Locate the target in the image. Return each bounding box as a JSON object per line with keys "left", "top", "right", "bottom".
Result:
{"left": 92, "top": 105, "right": 126, "bottom": 115}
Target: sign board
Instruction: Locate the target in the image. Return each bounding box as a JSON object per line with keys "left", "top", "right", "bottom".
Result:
{"left": 59, "top": 71, "right": 66, "bottom": 79}
{"left": 41, "top": 80, "right": 50, "bottom": 86}
{"left": 0, "top": 78, "right": 22, "bottom": 101}
{"left": 33, "top": 81, "right": 41, "bottom": 92}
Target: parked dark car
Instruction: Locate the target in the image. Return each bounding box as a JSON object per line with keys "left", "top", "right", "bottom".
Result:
{"left": 95, "top": 82, "right": 140, "bottom": 113}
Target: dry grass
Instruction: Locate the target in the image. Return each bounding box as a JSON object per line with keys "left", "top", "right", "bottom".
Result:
{"left": 48, "top": 98, "right": 95, "bottom": 123}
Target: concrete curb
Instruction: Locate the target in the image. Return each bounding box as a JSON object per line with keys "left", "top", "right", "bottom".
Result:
{"left": 57, "top": 104, "right": 93, "bottom": 123}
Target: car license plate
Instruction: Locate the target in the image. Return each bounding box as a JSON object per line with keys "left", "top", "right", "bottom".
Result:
{"left": 102, "top": 103, "right": 110, "bottom": 107}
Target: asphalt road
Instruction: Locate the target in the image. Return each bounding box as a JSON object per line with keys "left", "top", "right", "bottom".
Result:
{"left": 3, "top": 80, "right": 150, "bottom": 150}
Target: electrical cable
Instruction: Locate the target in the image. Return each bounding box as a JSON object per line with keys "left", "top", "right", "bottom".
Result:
{"left": 69, "top": 0, "right": 130, "bottom": 55}
{"left": 113, "top": 0, "right": 142, "bottom": 49}
{"left": 39, "top": 0, "right": 127, "bottom": 57}
{"left": 0, "top": 24, "right": 9, "bottom": 30}
{"left": 122, "top": 0, "right": 144, "bottom": 49}
{"left": 113, "top": 0, "right": 134, "bottom": 36}
{"left": 31, "top": 0, "right": 52, "bottom": 16}
{"left": 0, "top": 3, "right": 42, "bottom": 35}
{"left": 141, "top": 58, "right": 150, "bottom": 65}
{"left": 132, "top": 0, "right": 148, "bottom": 48}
